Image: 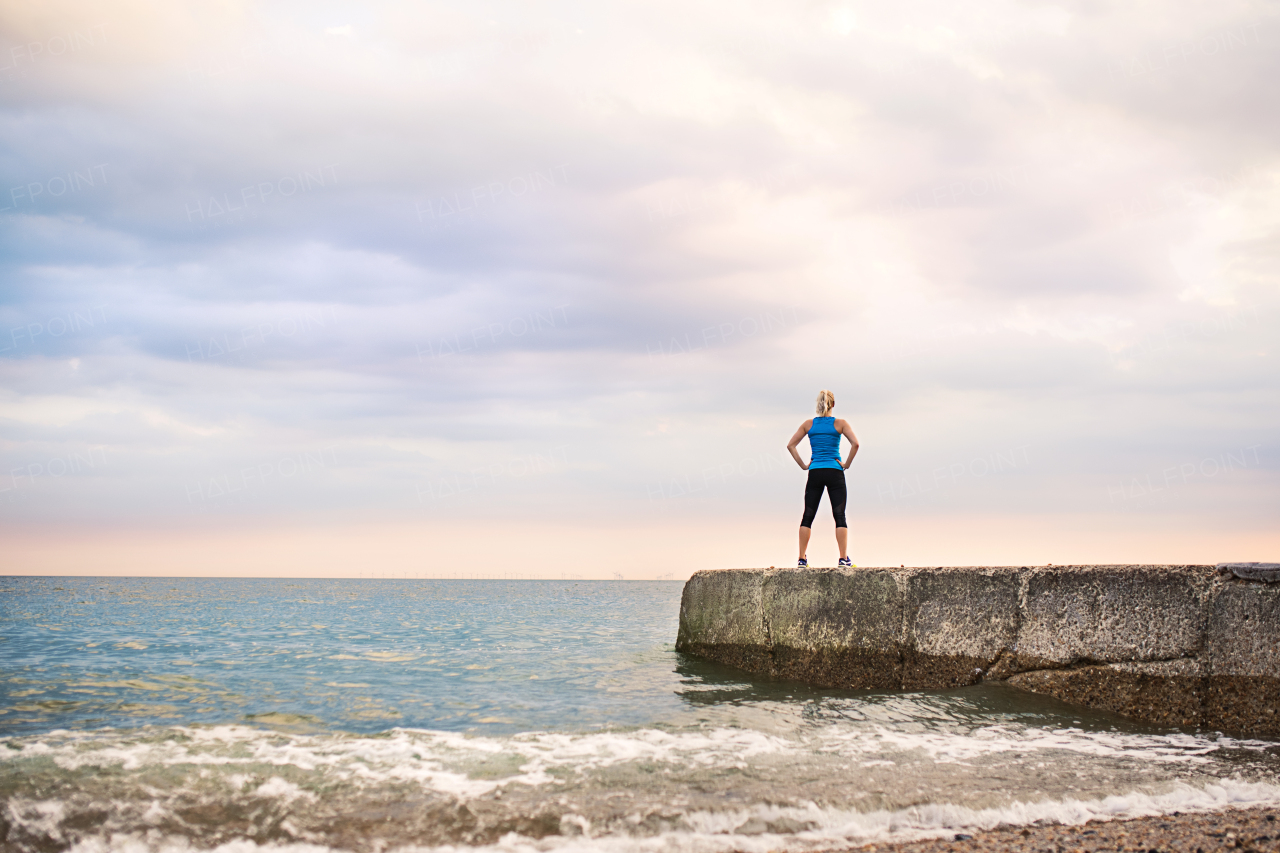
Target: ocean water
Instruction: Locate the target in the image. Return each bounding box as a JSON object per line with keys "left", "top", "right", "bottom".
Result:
{"left": 2, "top": 577, "right": 1279, "bottom": 853}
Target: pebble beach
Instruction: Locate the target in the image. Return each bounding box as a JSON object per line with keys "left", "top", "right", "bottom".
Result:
{"left": 854, "top": 807, "right": 1280, "bottom": 853}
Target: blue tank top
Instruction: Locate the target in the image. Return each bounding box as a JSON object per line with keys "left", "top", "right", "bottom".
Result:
{"left": 807, "top": 417, "right": 843, "bottom": 470}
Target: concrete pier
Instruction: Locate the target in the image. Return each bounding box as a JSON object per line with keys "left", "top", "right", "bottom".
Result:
{"left": 676, "top": 565, "right": 1280, "bottom": 735}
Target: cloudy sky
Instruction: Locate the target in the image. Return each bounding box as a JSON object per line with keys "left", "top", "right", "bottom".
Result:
{"left": 2, "top": 0, "right": 1276, "bottom": 578}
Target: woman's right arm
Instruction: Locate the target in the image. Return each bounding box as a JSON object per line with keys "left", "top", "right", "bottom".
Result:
{"left": 787, "top": 420, "right": 812, "bottom": 470}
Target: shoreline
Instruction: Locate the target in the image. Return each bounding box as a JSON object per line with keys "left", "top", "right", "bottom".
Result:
{"left": 850, "top": 805, "right": 1280, "bottom": 853}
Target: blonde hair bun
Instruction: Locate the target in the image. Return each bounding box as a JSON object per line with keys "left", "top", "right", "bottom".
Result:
{"left": 816, "top": 389, "right": 835, "bottom": 416}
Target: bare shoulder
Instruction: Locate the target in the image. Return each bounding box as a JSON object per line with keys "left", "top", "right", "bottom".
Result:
{"left": 800, "top": 418, "right": 813, "bottom": 431}
{"left": 834, "top": 418, "right": 848, "bottom": 429}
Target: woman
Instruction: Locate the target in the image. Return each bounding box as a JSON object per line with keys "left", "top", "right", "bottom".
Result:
{"left": 786, "top": 389, "right": 859, "bottom": 568}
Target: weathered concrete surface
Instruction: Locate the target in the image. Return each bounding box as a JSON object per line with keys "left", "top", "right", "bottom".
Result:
{"left": 1013, "top": 566, "right": 1209, "bottom": 670}
{"left": 675, "top": 569, "right": 770, "bottom": 673}
{"left": 903, "top": 567, "right": 1019, "bottom": 688}
{"left": 675, "top": 565, "right": 1280, "bottom": 735}
{"left": 1007, "top": 659, "right": 1207, "bottom": 728}
{"left": 1220, "top": 562, "right": 1280, "bottom": 583}
{"left": 763, "top": 568, "right": 902, "bottom": 688}
{"left": 1205, "top": 581, "right": 1280, "bottom": 734}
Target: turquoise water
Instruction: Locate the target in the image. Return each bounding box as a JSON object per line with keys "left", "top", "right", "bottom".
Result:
{"left": 2, "top": 576, "right": 1279, "bottom": 853}
{"left": 0, "top": 577, "right": 687, "bottom": 735}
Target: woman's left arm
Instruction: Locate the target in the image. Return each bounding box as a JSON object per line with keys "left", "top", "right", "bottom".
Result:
{"left": 839, "top": 420, "right": 860, "bottom": 469}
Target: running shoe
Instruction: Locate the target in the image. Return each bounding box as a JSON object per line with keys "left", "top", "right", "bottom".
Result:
{"left": 797, "top": 557, "right": 808, "bottom": 568}
{"left": 838, "top": 556, "right": 854, "bottom": 567}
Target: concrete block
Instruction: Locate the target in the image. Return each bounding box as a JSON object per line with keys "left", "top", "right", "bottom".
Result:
{"left": 1218, "top": 562, "right": 1280, "bottom": 583}
{"left": 1007, "top": 658, "right": 1207, "bottom": 728}
{"left": 762, "top": 567, "right": 902, "bottom": 689}
{"left": 1015, "top": 565, "right": 1210, "bottom": 669}
{"left": 675, "top": 569, "right": 770, "bottom": 672}
{"left": 676, "top": 564, "right": 1280, "bottom": 735}
{"left": 903, "top": 567, "right": 1021, "bottom": 688}
{"left": 1205, "top": 579, "right": 1280, "bottom": 735}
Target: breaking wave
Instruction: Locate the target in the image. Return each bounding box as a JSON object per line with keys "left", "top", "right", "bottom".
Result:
{"left": 4, "top": 723, "right": 1279, "bottom": 853}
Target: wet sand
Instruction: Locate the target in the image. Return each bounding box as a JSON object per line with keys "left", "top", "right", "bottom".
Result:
{"left": 853, "top": 807, "right": 1280, "bottom": 853}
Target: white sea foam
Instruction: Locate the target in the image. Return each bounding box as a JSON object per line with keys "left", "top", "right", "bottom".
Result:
{"left": 8, "top": 721, "right": 1279, "bottom": 853}
{"left": 57, "top": 779, "right": 1280, "bottom": 853}
{"left": 2, "top": 725, "right": 798, "bottom": 797}
{"left": 825, "top": 723, "right": 1271, "bottom": 764}
{"left": 5, "top": 721, "right": 1269, "bottom": 799}
{"left": 254, "top": 777, "right": 316, "bottom": 803}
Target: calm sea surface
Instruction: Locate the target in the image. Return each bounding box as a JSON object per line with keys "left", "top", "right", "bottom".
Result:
{"left": 2, "top": 577, "right": 1279, "bottom": 853}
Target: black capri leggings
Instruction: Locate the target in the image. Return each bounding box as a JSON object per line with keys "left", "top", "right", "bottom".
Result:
{"left": 801, "top": 468, "right": 847, "bottom": 528}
